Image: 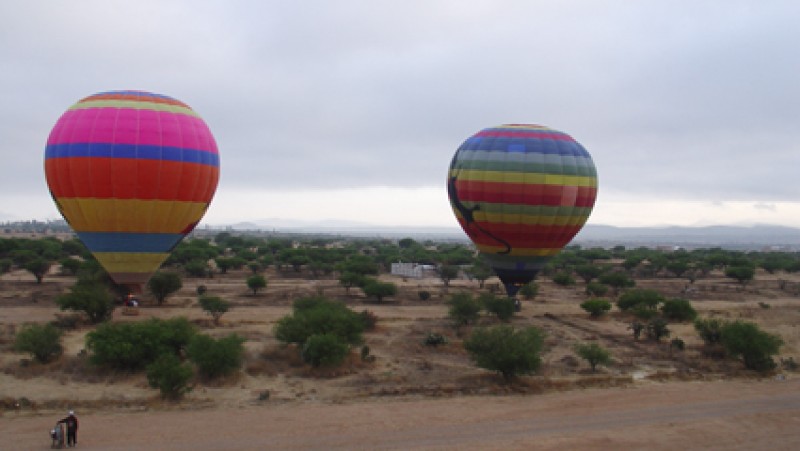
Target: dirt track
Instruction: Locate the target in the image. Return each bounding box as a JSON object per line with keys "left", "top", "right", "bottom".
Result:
{"left": 4, "top": 378, "right": 799, "bottom": 450}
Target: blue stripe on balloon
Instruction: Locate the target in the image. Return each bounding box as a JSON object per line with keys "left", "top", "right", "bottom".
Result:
{"left": 77, "top": 232, "right": 185, "bottom": 253}
{"left": 44, "top": 143, "right": 220, "bottom": 167}
{"left": 459, "top": 139, "right": 590, "bottom": 158}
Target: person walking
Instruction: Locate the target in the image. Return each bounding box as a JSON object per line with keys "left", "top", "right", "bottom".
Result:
{"left": 57, "top": 410, "right": 79, "bottom": 447}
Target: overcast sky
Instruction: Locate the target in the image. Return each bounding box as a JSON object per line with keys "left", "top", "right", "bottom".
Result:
{"left": 2, "top": 1, "right": 800, "bottom": 229}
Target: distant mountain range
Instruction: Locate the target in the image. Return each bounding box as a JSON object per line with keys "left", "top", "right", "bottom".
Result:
{"left": 204, "top": 219, "right": 800, "bottom": 249}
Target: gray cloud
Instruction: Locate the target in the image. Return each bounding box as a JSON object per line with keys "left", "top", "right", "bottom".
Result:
{"left": 2, "top": 0, "right": 800, "bottom": 216}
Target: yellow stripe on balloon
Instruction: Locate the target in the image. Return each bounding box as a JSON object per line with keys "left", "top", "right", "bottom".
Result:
{"left": 475, "top": 245, "right": 563, "bottom": 256}
{"left": 450, "top": 169, "right": 597, "bottom": 187}
{"left": 69, "top": 100, "right": 199, "bottom": 117}
{"left": 57, "top": 199, "right": 210, "bottom": 233}
{"left": 94, "top": 252, "right": 171, "bottom": 274}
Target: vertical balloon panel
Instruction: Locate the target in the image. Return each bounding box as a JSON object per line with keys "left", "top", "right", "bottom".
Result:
{"left": 45, "top": 91, "right": 220, "bottom": 292}
{"left": 447, "top": 124, "right": 597, "bottom": 297}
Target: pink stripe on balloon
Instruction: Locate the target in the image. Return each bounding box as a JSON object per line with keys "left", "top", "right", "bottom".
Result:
{"left": 47, "top": 108, "right": 218, "bottom": 153}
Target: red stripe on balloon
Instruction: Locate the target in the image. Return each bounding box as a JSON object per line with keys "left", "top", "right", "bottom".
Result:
{"left": 474, "top": 130, "right": 574, "bottom": 141}
{"left": 45, "top": 158, "right": 219, "bottom": 202}
{"left": 458, "top": 219, "right": 585, "bottom": 248}
{"left": 455, "top": 180, "right": 596, "bottom": 208}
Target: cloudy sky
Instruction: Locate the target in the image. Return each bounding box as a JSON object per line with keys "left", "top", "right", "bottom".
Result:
{"left": 2, "top": 1, "right": 800, "bottom": 229}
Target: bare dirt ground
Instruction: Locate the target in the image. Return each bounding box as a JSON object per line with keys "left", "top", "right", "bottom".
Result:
{"left": 2, "top": 266, "right": 800, "bottom": 449}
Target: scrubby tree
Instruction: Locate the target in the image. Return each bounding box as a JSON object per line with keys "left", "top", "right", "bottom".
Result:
{"left": 438, "top": 264, "right": 460, "bottom": 288}
{"left": 694, "top": 317, "right": 725, "bottom": 346}
{"left": 585, "top": 282, "right": 609, "bottom": 297}
{"left": 575, "top": 264, "right": 603, "bottom": 284}
{"left": 660, "top": 298, "right": 697, "bottom": 322}
{"left": 481, "top": 293, "right": 515, "bottom": 321}
{"left": 187, "top": 333, "right": 246, "bottom": 379}
{"left": 59, "top": 257, "right": 81, "bottom": 276}
{"left": 447, "top": 292, "right": 482, "bottom": 327}
{"left": 464, "top": 325, "right": 545, "bottom": 381}
{"left": 56, "top": 282, "right": 115, "bottom": 324}
{"left": 24, "top": 257, "right": 51, "bottom": 283}
{"left": 274, "top": 297, "right": 364, "bottom": 346}
{"left": 574, "top": 342, "right": 611, "bottom": 373}
{"left": 646, "top": 318, "right": 670, "bottom": 342}
{"left": 13, "top": 323, "right": 63, "bottom": 363}
{"left": 599, "top": 271, "right": 635, "bottom": 295}
{"left": 552, "top": 272, "right": 576, "bottom": 286}
{"left": 301, "top": 333, "right": 349, "bottom": 367}
{"left": 518, "top": 282, "right": 539, "bottom": 300}
{"left": 725, "top": 265, "right": 756, "bottom": 286}
{"left": 362, "top": 279, "right": 397, "bottom": 302}
{"left": 246, "top": 274, "right": 267, "bottom": 295}
{"left": 616, "top": 288, "right": 663, "bottom": 313}
{"left": 580, "top": 299, "right": 612, "bottom": 318}
{"left": 86, "top": 318, "right": 196, "bottom": 370}
{"left": 147, "top": 271, "right": 183, "bottom": 305}
{"left": 720, "top": 321, "right": 783, "bottom": 371}
{"left": 184, "top": 260, "right": 210, "bottom": 278}
{"left": 339, "top": 272, "right": 365, "bottom": 295}
{"left": 199, "top": 295, "right": 230, "bottom": 325}
{"left": 146, "top": 354, "right": 193, "bottom": 400}
{"left": 465, "top": 261, "right": 493, "bottom": 289}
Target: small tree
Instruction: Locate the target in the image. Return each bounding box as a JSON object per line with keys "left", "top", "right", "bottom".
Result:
{"left": 146, "top": 354, "right": 194, "bottom": 400}
{"left": 552, "top": 272, "right": 576, "bottom": 286}
{"left": 661, "top": 298, "right": 697, "bottom": 322}
{"left": 481, "top": 293, "right": 515, "bottom": 322}
{"left": 184, "top": 260, "right": 210, "bottom": 278}
{"left": 59, "top": 258, "right": 81, "bottom": 276}
{"left": 575, "top": 264, "right": 603, "bottom": 284}
{"left": 301, "top": 333, "right": 349, "bottom": 367}
{"left": 339, "top": 272, "right": 365, "bottom": 294}
{"left": 617, "top": 288, "right": 663, "bottom": 312}
{"left": 580, "top": 299, "right": 612, "bottom": 318}
{"left": 646, "top": 317, "right": 670, "bottom": 342}
{"left": 24, "top": 257, "right": 51, "bottom": 284}
{"left": 56, "top": 282, "right": 115, "bottom": 324}
{"left": 147, "top": 271, "right": 183, "bottom": 305}
{"left": 438, "top": 265, "right": 460, "bottom": 288}
{"left": 585, "top": 282, "right": 609, "bottom": 297}
{"left": 725, "top": 265, "right": 755, "bottom": 286}
{"left": 187, "top": 333, "right": 245, "bottom": 380}
{"left": 694, "top": 317, "right": 725, "bottom": 346}
{"left": 720, "top": 321, "right": 783, "bottom": 371}
{"left": 246, "top": 274, "right": 267, "bottom": 295}
{"left": 447, "top": 292, "right": 482, "bottom": 327}
{"left": 574, "top": 342, "right": 611, "bottom": 373}
{"left": 464, "top": 325, "right": 545, "bottom": 381}
{"left": 274, "top": 297, "right": 364, "bottom": 346}
{"left": 518, "top": 282, "right": 539, "bottom": 300}
{"left": 199, "top": 295, "right": 230, "bottom": 325}
{"left": 362, "top": 280, "right": 397, "bottom": 302}
{"left": 13, "top": 323, "right": 63, "bottom": 363}
{"left": 598, "top": 271, "right": 635, "bottom": 295}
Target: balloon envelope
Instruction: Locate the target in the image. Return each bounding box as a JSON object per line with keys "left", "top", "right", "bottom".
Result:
{"left": 44, "top": 90, "right": 220, "bottom": 292}
{"left": 447, "top": 124, "right": 597, "bottom": 296}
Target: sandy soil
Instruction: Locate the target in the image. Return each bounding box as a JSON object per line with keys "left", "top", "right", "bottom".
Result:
{"left": 2, "top": 266, "right": 800, "bottom": 449}
{"left": 2, "top": 378, "right": 799, "bottom": 450}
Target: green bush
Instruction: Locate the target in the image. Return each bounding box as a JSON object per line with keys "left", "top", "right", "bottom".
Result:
{"left": 463, "top": 325, "right": 545, "bottom": 381}
{"left": 418, "top": 290, "right": 431, "bottom": 301}
{"left": 574, "top": 342, "right": 611, "bottom": 372}
{"left": 646, "top": 318, "right": 670, "bottom": 342}
{"left": 423, "top": 332, "right": 448, "bottom": 347}
{"left": 518, "top": 282, "right": 539, "bottom": 300}
{"left": 362, "top": 279, "right": 398, "bottom": 302}
{"left": 86, "top": 318, "right": 196, "bottom": 370}
{"left": 147, "top": 271, "right": 183, "bottom": 305}
{"left": 580, "top": 299, "right": 612, "bottom": 318}
{"left": 246, "top": 274, "right": 267, "bottom": 295}
{"left": 199, "top": 295, "right": 230, "bottom": 325}
{"left": 301, "top": 333, "right": 349, "bottom": 367}
{"left": 447, "top": 292, "right": 482, "bottom": 326}
{"left": 585, "top": 282, "right": 609, "bottom": 297}
{"left": 720, "top": 321, "right": 783, "bottom": 371}
{"left": 694, "top": 318, "right": 725, "bottom": 346}
{"left": 187, "top": 333, "right": 245, "bottom": 379}
{"left": 13, "top": 323, "right": 63, "bottom": 363}
{"left": 661, "top": 298, "right": 697, "bottom": 321}
{"left": 481, "top": 293, "right": 515, "bottom": 321}
{"left": 274, "top": 298, "right": 364, "bottom": 345}
{"left": 552, "top": 272, "right": 576, "bottom": 286}
{"left": 146, "top": 354, "right": 193, "bottom": 400}
{"left": 56, "top": 282, "right": 115, "bottom": 324}
{"left": 616, "top": 288, "right": 663, "bottom": 312}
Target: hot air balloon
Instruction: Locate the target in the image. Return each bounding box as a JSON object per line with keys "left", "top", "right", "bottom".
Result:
{"left": 44, "top": 90, "right": 220, "bottom": 293}
{"left": 447, "top": 124, "right": 597, "bottom": 297}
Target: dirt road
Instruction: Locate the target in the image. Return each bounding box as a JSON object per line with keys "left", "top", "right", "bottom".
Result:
{"left": 4, "top": 378, "right": 799, "bottom": 450}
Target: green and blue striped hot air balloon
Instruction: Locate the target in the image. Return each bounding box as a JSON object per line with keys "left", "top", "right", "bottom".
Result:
{"left": 447, "top": 124, "right": 597, "bottom": 297}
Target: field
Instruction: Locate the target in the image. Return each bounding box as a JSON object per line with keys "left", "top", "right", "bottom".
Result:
{"left": 1, "top": 263, "right": 799, "bottom": 449}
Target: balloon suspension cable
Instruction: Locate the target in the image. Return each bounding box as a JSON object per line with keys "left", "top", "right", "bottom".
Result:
{"left": 448, "top": 173, "right": 512, "bottom": 255}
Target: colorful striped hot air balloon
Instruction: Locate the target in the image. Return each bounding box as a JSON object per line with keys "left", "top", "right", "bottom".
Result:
{"left": 447, "top": 124, "right": 597, "bottom": 297}
{"left": 44, "top": 90, "right": 220, "bottom": 293}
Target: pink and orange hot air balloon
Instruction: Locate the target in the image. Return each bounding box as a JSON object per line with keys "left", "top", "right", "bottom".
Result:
{"left": 447, "top": 124, "right": 597, "bottom": 297}
{"left": 44, "top": 90, "right": 220, "bottom": 293}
